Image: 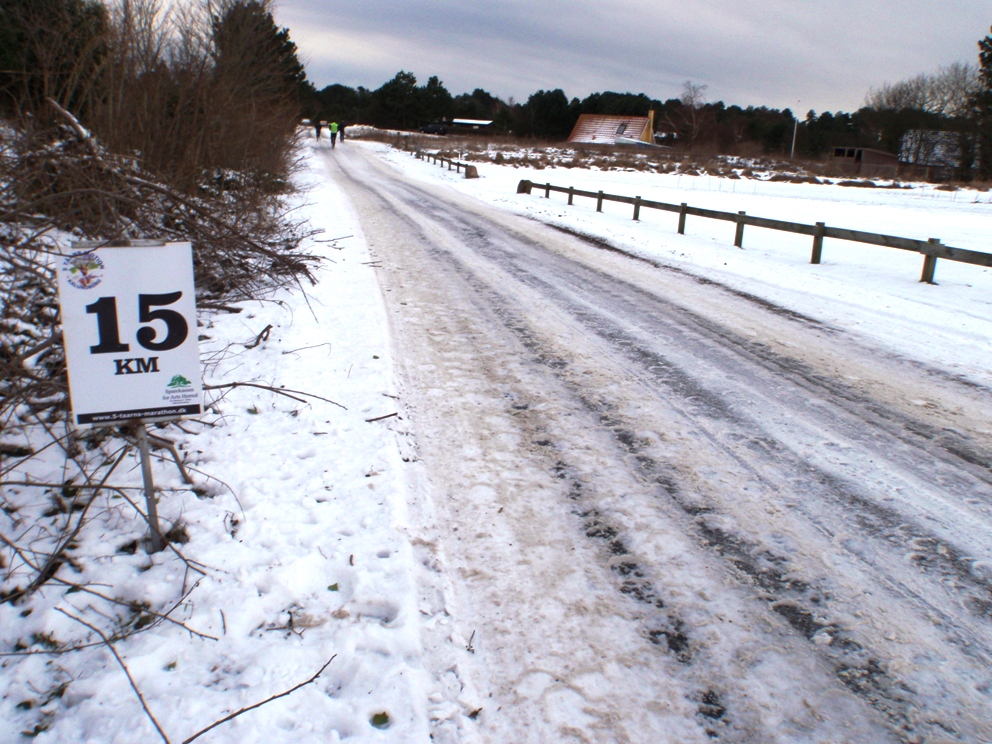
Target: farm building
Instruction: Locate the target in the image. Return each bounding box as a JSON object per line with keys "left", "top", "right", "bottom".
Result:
{"left": 568, "top": 112, "right": 655, "bottom": 146}
{"left": 829, "top": 147, "right": 899, "bottom": 177}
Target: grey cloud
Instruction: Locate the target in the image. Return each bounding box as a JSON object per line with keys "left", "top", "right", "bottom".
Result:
{"left": 277, "top": 0, "right": 990, "bottom": 112}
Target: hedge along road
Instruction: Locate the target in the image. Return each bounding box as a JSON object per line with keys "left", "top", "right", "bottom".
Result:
{"left": 321, "top": 144, "right": 992, "bottom": 744}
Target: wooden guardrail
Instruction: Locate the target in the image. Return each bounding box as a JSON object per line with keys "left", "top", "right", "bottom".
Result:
{"left": 516, "top": 179, "right": 992, "bottom": 284}
{"left": 415, "top": 150, "right": 478, "bottom": 178}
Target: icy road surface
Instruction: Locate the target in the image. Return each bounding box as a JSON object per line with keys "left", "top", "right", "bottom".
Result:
{"left": 324, "top": 145, "right": 992, "bottom": 744}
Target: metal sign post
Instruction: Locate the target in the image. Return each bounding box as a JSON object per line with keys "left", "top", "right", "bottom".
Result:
{"left": 56, "top": 240, "right": 202, "bottom": 553}
{"left": 135, "top": 422, "right": 165, "bottom": 552}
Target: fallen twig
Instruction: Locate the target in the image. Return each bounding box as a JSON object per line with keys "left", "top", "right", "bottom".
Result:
{"left": 281, "top": 342, "right": 331, "bottom": 356}
{"left": 203, "top": 381, "right": 346, "bottom": 410}
{"left": 4, "top": 446, "right": 130, "bottom": 604}
{"left": 182, "top": 656, "right": 337, "bottom": 743}
{"left": 197, "top": 303, "right": 243, "bottom": 314}
{"left": 145, "top": 432, "right": 195, "bottom": 485}
{"left": 51, "top": 579, "right": 217, "bottom": 641}
{"left": 244, "top": 324, "right": 273, "bottom": 349}
{"left": 365, "top": 412, "right": 398, "bottom": 423}
{"left": 57, "top": 608, "right": 172, "bottom": 744}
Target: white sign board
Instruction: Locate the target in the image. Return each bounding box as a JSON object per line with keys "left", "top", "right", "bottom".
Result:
{"left": 56, "top": 242, "right": 202, "bottom": 427}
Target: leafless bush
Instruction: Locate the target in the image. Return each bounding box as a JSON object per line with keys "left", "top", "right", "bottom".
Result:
{"left": 0, "top": 114, "right": 316, "bottom": 602}
{"left": 5, "top": 0, "right": 304, "bottom": 191}
{"left": 2, "top": 0, "right": 317, "bottom": 612}
{"left": 96, "top": 0, "right": 302, "bottom": 189}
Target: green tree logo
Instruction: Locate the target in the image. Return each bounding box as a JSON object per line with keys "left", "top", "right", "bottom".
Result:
{"left": 167, "top": 374, "right": 192, "bottom": 388}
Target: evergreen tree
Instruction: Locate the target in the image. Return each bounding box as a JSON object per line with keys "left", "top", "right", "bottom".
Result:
{"left": 315, "top": 83, "right": 370, "bottom": 124}
{"left": 522, "top": 89, "right": 576, "bottom": 139}
{"left": 972, "top": 26, "right": 992, "bottom": 180}
{"left": 207, "top": 0, "right": 310, "bottom": 175}
{"left": 453, "top": 88, "right": 501, "bottom": 121}
{"left": 369, "top": 71, "right": 420, "bottom": 129}
{"left": 421, "top": 76, "right": 453, "bottom": 123}
{"left": 212, "top": 0, "right": 310, "bottom": 109}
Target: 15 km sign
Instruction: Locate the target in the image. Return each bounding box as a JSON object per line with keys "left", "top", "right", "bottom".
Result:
{"left": 56, "top": 241, "right": 203, "bottom": 427}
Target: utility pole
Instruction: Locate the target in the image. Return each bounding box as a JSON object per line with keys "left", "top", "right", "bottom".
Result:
{"left": 790, "top": 101, "right": 801, "bottom": 160}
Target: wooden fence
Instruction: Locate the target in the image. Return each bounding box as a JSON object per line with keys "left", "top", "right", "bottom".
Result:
{"left": 516, "top": 179, "right": 992, "bottom": 284}
{"left": 415, "top": 150, "right": 478, "bottom": 178}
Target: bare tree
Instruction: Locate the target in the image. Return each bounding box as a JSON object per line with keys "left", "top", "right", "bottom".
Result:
{"left": 666, "top": 80, "right": 709, "bottom": 150}
{"left": 867, "top": 63, "right": 979, "bottom": 117}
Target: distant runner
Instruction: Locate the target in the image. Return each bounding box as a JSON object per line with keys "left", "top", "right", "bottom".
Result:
{"left": 330, "top": 121, "right": 339, "bottom": 148}
{"left": 314, "top": 119, "right": 322, "bottom": 140}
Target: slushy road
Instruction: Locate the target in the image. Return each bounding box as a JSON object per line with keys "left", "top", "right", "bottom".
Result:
{"left": 324, "top": 143, "right": 992, "bottom": 744}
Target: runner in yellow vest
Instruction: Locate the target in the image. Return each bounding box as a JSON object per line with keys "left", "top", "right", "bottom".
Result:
{"left": 330, "top": 122, "right": 339, "bottom": 148}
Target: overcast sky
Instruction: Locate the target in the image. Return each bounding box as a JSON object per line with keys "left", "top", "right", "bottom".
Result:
{"left": 274, "top": 1, "right": 990, "bottom": 114}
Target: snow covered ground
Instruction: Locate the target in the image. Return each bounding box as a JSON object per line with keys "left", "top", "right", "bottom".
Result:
{"left": 372, "top": 140, "right": 992, "bottom": 388}
{"left": 2, "top": 142, "right": 433, "bottom": 742}
{"left": 4, "top": 133, "right": 992, "bottom": 743}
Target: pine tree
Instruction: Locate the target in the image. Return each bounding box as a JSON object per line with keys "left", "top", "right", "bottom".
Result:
{"left": 973, "top": 26, "right": 992, "bottom": 180}
{"left": 370, "top": 71, "right": 419, "bottom": 129}
{"left": 212, "top": 0, "right": 310, "bottom": 109}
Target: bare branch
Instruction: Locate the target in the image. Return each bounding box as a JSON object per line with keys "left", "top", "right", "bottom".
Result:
{"left": 182, "top": 656, "right": 337, "bottom": 744}
{"left": 56, "top": 608, "right": 172, "bottom": 744}
{"left": 203, "top": 381, "right": 347, "bottom": 410}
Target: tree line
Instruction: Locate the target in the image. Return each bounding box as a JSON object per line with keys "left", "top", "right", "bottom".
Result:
{"left": 315, "top": 25, "right": 992, "bottom": 180}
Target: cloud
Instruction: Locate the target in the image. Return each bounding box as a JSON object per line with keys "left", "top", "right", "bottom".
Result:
{"left": 276, "top": 0, "right": 991, "bottom": 111}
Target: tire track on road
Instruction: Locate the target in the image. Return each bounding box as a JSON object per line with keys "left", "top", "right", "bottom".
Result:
{"left": 329, "top": 145, "right": 992, "bottom": 743}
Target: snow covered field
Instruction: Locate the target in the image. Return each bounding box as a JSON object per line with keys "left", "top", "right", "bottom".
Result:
{"left": 373, "top": 141, "right": 992, "bottom": 388}
{"left": 4, "top": 135, "right": 992, "bottom": 743}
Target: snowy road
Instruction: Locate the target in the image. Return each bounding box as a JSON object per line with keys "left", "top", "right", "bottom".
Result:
{"left": 324, "top": 145, "right": 992, "bottom": 743}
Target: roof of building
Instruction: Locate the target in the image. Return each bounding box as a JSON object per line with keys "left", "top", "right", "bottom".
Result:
{"left": 567, "top": 114, "right": 652, "bottom": 145}
{"left": 831, "top": 147, "right": 897, "bottom": 158}
{"left": 452, "top": 119, "right": 493, "bottom": 126}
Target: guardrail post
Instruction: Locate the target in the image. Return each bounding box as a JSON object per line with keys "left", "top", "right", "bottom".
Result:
{"left": 448, "top": 159, "right": 452, "bottom": 171}
{"left": 921, "top": 238, "right": 939, "bottom": 284}
{"left": 568, "top": 187, "right": 574, "bottom": 206}
{"left": 811, "top": 222, "right": 825, "bottom": 264}
{"left": 456, "top": 162, "right": 461, "bottom": 173}
{"left": 734, "top": 211, "right": 746, "bottom": 248}
{"left": 633, "top": 196, "right": 641, "bottom": 221}
{"left": 545, "top": 183, "right": 551, "bottom": 198}
{"left": 597, "top": 191, "right": 604, "bottom": 212}
{"left": 678, "top": 203, "right": 687, "bottom": 234}
{"left": 516, "top": 179, "right": 533, "bottom": 194}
